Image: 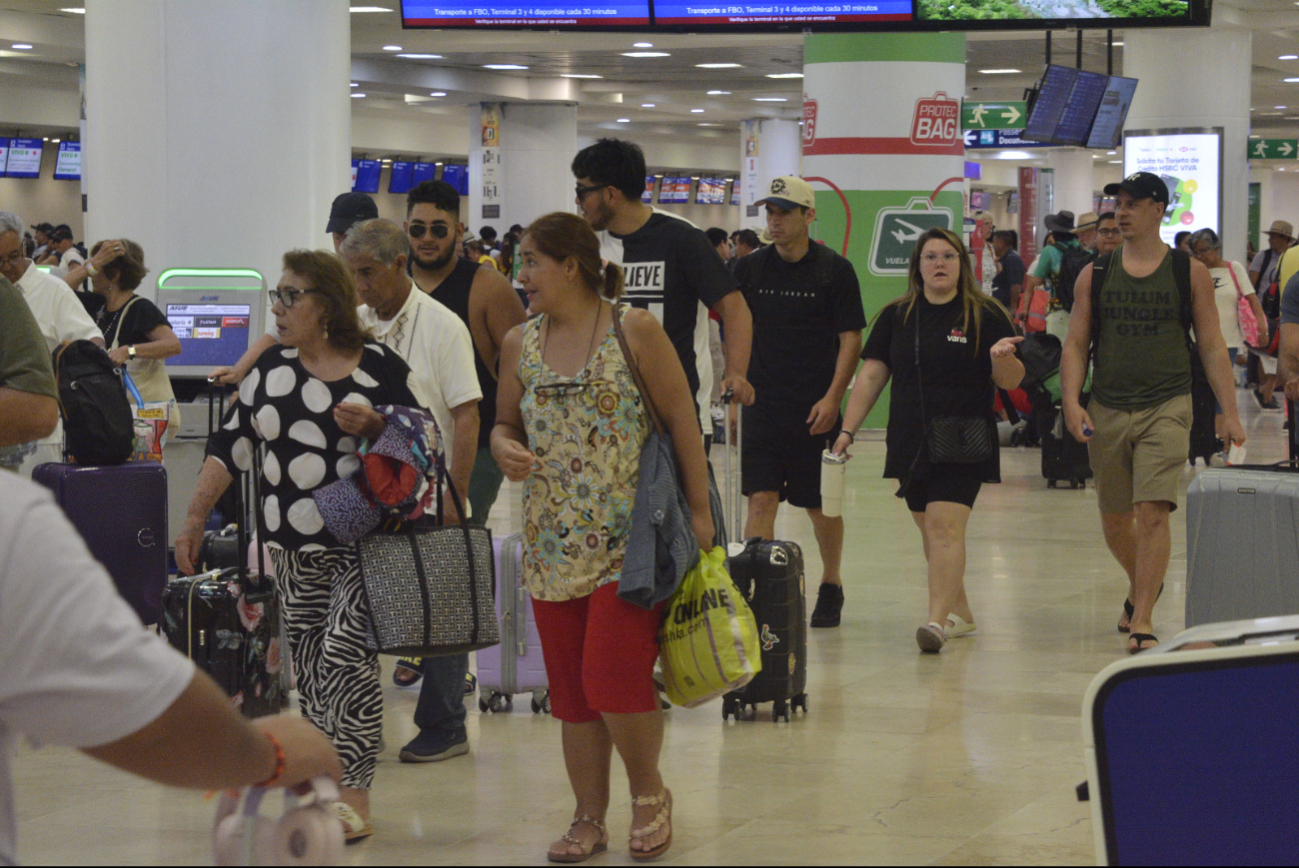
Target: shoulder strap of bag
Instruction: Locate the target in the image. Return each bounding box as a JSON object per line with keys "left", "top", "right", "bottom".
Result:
{"left": 815, "top": 242, "right": 836, "bottom": 291}
{"left": 1227, "top": 261, "right": 1245, "bottom": 300}
{"left": 1088, "top": 250, "right": 1112, "bottom": 364}
{"left": 611, "top": 304, "right": 667, "bottom": 437}
{"left": 108, "top": 295, "right": 144, "bottom": 350}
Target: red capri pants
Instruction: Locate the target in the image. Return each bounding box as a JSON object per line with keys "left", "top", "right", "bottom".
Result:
{"left": 531, "top": 582, "right": 666, "bottom": 723}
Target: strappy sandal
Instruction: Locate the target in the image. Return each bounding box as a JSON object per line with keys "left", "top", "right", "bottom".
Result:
{"left": 332, "top": 801, "right": 374, "bottom": 843}
{"left": 1128, "top": 632, "right": 1159, "bottom": 655}
{"left": 1118, "top": 584, "right": 1164, "bottom": 633}
{"left": 548, "top": 815, "right": 608, "bottom": 864}
{"left": 628, "top": 789, "right": 672, "bottom": 862}
{"left": 916, "top": 622, "right": 947, "bottom": 653}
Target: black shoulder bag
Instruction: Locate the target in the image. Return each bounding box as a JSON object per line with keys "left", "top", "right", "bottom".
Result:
{"left": 911, "top": 303, "right": 997, "bottom": 467}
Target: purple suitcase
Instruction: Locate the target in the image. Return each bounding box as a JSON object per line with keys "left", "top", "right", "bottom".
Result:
{"left": 33, "top": 461, "right": 168, "bottom": 625}
{"left": 476, "top": 532, "right": 550, "bottom": 714}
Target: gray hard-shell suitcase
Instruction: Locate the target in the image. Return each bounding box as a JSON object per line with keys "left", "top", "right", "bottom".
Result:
{"left": 1185, "top": 465, "right": 1299, "bottom": 627}
{"left": 476, "top": 532, "right": 550, "bottom": 714}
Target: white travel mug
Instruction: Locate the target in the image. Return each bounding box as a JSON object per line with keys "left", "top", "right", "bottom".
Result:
{"left": 820, "top": 449, "right": 848, "bottom": 518}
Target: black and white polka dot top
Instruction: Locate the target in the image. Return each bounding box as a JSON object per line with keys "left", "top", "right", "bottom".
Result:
{"left": 207, "top": 341, "right": 425, "bottom": 551}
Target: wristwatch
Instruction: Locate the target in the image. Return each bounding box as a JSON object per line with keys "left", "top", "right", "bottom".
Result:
{"left": 127, "top": 345, "right": 137, "bottom": 360}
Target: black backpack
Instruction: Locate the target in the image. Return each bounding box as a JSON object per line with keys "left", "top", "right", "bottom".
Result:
{"left": 52, "top": 340, "right": 135, "bottom": 465}
{"left": 1052, "top": 242, "right": 1096, "bottom": 313}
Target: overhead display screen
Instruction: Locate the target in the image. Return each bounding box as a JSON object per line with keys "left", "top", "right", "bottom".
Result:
{"left": 53, "top": 142, "right": 81, "bottom": 181}
{"left": 1024, "top": 65, "right": 1138, "bottom": 149}
{"left": 1086, "top": 74, "right": 1138, "bottom": 150}
{"left": 402, "top": 1, "right": 652, "bottom": 26}
{"left": 402, "top": 0, "right": 1207, "bottom": 30}
{"left": 1123, "top": 129, "right": 1222, "bottom": 248}
{"left": 352, "top": 159, "right": 382, "bottom": 194}
{"left": 4, "top": 138, "right": 43, "bottom": 179}
{"left": 389, "top": 160, "right": 415, "bottom": 194}
{"left": 412, "top": 162, "right": 438, "bottom": 186}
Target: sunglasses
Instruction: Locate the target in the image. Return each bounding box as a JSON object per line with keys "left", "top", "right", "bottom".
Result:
{"left": 408, "top": 223, "right": 451, "bottom": 240}
{"left": 535, "top": 381, "right": 587, "bottom": 398}
{"left": 575, "top": 184, "right": 609, "bottom": 200}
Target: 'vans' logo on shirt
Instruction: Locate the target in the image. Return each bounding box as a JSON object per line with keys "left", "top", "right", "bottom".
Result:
{"left": 622, "top": 261, "right": 666, "bottom": 303}
{"left": 947, "top": 328, "right": 968, "bottom": 344}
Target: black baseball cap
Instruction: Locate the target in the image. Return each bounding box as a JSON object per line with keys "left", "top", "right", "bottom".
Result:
{"left": 50, "top": 225, "right": 74, "bottom": 242}
{"left": 326, "top": 192, "right": 378, "bottom": 235}
{"left": 31, "top": 222, "right": 53, "bottom": 234}
{"left": 1103, "top": 172, "right": 1170, "bottom": 206}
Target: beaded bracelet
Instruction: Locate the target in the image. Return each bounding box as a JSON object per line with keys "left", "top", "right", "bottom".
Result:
{"left": 255, "top": 732, "right": 286, "bottom": 788}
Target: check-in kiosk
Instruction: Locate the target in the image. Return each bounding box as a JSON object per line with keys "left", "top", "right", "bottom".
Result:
{"left": 157, "top": 268, "right": 266, "bottom": 537}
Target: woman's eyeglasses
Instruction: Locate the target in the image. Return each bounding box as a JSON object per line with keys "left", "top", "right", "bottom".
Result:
{"left": 269, "top": 288, "right": 320, "bottom": 308}
{"left": 408, "top": 223, "right": 451, "bottom": 240}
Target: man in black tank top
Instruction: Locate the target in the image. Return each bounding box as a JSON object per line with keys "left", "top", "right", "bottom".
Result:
{"left": 394, "top": 182, "right": 528, "bottom": 762}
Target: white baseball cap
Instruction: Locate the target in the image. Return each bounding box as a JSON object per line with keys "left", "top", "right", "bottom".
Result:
{"left": 756, "top": 175, "right": 815, "bottom": 211}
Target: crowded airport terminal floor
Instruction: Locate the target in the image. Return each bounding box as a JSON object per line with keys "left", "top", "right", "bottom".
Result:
{"left": 4, "top": 1, "right": 1299, "bottom": 866}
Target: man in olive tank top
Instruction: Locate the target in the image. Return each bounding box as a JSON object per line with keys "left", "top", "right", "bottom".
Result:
{"left": 1061, "top": 173, "right": 1244, "bottom": 655}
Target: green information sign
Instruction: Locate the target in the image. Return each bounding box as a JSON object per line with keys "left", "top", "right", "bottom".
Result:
{"left": 1248, "top": 182, "right": 1261, "bottom": 251}
{"left": 868, "top": 198, "right": 954, "bottom": 277}
{"left": 961, "top": 101, "right": 1026, "bottom": 131}
{"left": 1248, "top": 138, "right": 1298, "bottom": 160}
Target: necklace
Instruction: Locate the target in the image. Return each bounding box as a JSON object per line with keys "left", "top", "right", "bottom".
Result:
{"left": 542, "top": 300, "right": 605, "bottom": 380}
{"left": 100, "top": 292, "right": 133, "bottom": 345}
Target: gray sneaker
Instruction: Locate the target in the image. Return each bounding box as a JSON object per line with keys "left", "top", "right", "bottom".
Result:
{"left": 399, "top": 729, "right": 469, "bottom": 763}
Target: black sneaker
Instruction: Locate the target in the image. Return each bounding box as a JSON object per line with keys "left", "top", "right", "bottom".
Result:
{"left": 809, "top": 583, "right": 844, "bottom": 628}
{"left": 399, "top": 728, "right": 469, "bottom": 763}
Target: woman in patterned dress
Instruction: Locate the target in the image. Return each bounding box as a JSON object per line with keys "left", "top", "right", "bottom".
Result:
{"left": 493, "top": 213, "right": 713, "bottom": 863}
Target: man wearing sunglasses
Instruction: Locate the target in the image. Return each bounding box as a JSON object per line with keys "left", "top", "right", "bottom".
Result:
{"left": 571, "top": 138, "right": 755, "bottom": 446}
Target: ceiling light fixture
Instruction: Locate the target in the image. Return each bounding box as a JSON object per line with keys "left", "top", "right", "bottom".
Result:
{"left": 698, "top": 122, "right": 721, "bottom": 127}
{"left": 1107, "top": 150, "right": 1117, "bottom": 155}
{"left": 561, "top": 73, "right": 603, "bottom": 79}
{"left": 351, "top": 82, "right": 359, "bottom": 87}
{"left": 1286, "top": 77, "right": 1299, "bottom": 83}
{"left": 1109, "top": 160, "right": 1122, "bottom": 164}
{"left": 382, "top": 45, "right": 402, "bottom": 51}
{"left": 696, "top": 62, "right": 741, "bottom": 69}
{"left": 691, "top": 108, "right": 705, "bottom": 113}
{"left": 706, "top": 90, "right": 731, "bottom": 95}
{"left": 1282, "top": 55, "right": 1299, "bottom": 61}
{"left": 59, "top": 7, "right": 85, "bottom": 13}
{"left": 641, "top": 103, "right": 656, "bottom": 107}
{"left": 11, "top": 44, "right": 33, "bottom": 50}
{"left": 617, "top": 118, "right": 631, "bottom": 122}
{"left": 397, "top": 53, "right": 443, "bottom": 59}
{"left": 633, "top": 42, "right": 653, "bottom": 48}
{"left": 484, "top": 64, "right": 529, "bottom": 70}
{"left": 430, "top": 91, "right": 446, "bottom": 96}
{"left": 752, "top": 97, "right": 787, "bottom": 102}
{"left": 623, "top": 51, "right": 670, "bottom": 58}
{"left": 351, "top": 92, "right": 366, "bottom": 98}
{"left": 979, "top": 68, "right": 1021, "bottom": 74}
{"left": 51, "top": 139, "right": 60, "bottom": 143}
{"left": 349, "top": 6, "right": 392, "bottom": 11}
{"left": 765, "top": 73, "right": 804, "bottom": 79}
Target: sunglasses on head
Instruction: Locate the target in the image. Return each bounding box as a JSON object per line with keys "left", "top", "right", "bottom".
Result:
{"left": 408, "top": 223, "right": 451, "bottom": 240}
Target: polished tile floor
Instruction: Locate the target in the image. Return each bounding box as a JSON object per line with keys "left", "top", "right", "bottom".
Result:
{"left": 12, "top": 391, "right": 1292, "bottom": 865}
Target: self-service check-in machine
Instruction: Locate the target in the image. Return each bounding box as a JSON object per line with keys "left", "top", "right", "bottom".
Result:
{"left": 158, "top": 268, "right": 266, "bottom": 537}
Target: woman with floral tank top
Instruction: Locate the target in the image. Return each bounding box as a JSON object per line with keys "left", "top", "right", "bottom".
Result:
{"left": 493, "top": 212, "right": 713, "bottom": 864}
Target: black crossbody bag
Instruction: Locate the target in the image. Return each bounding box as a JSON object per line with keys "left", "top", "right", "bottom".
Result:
{"left": 909, "top": 304, "right": 997, "bottom": 471}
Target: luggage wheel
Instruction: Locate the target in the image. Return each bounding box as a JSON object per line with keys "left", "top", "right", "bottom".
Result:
{"left": 1047, "top": 479, "right": 1057, "bottom": 489}
{"left": 773, "top": 699, "right": 789, "bottom": 722}
{"left": 791, "top": 693, "right": 809, "bottom": 714}
{"left": 530, "top": 691, "right": 551, "bottom": 715}
{"left": 721, "top": 694, "right": 738, "bottom": 721}
{"left": 479, "top": 691, "right": 512, "bottom": 714}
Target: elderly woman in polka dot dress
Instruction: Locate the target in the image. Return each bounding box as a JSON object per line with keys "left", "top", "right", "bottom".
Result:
{"left": 175, "top": 249, "right": 431, "bottom": 842}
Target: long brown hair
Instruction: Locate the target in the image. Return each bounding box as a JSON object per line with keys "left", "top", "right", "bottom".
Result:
{"left": 281, "top": 249, "right": 371, "bottom": 353}
{"left": 895, "top": 226, "right": 1011, "bottom": 350}
{"left": 524, "top": 212, "right": 624, "bottom": 301}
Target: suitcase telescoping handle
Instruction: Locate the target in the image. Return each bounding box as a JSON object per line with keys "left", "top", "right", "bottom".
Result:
{"left": 721, "top": 388, "right": 744, "bottom": 549}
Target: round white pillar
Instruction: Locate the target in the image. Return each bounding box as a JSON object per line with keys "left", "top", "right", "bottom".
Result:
{"left": 1123, "top": 26, "right": 1251, "bottom": 262}
{"left": 738, "top": 118, "right": 802, "bottom": 230}
{"left": 468, "top": 103, "right": 579, "bottom": 236}
{"left": 84, "top": 0, "right": 351, "bottom": 296}
{"left": 1045, "top": 147, "right": 1096, "bottom": 220}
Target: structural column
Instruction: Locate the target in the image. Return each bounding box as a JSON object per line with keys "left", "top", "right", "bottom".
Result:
{"left": 738, "top": 118, "right": 802, "bottom": 230}
{"left": 468, "top": 103, "right": 578, "bottom": 238}
{"left": 1123, "top": 25, "right": 1251, "bottom": 262}
{"left": 802, "top": 32, "right": 965, "bottom": 424}
{"left": 1045, "top": 148, "right": 1096, "bottom": 222}
{"left": 84, "top": 0, "right": 351, "bottom": 294}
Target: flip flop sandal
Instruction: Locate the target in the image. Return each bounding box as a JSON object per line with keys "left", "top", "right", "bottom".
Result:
{"left": 946, "top": 614, "right": 977, "bottom": 638}
{"left": 1128, "top": 632, "right": 1160, "bottom": 655}
{"left": 629, "top": 789, "right": 672, "bottom": 862}
{"left": 392, "top": 658, "right": 423, "bottom": 688}
{"left": 332, "top": 801, "right": 374, "bottom": 843}
{"left": 1118, "top": 584, "right": 1163, "bottom": 634}
{"left": 548, "top": 816, "right": 608, "bottom": 864}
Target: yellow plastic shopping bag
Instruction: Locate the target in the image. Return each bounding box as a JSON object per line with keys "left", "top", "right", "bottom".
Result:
{"left": 658, "top": 546, "right": 762, "bottom": 708}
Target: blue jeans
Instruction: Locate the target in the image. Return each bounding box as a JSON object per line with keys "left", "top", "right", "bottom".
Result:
{"left": 414, "top": 653, "right": 468, "bottom": 737}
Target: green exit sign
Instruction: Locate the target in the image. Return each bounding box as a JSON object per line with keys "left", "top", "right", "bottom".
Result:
{"left": 961, "top": 101, "right": 1026, "bottom": 131}
{"left": 1248, "top": 139, "right": 1298, "bottom": 160}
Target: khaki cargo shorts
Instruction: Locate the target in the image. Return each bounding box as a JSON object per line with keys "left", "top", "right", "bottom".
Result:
{"left": 1088, "top": 394, "right": 1191, "bottom": 515}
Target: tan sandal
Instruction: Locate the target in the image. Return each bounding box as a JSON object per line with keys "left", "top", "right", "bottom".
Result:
{"left": 629, "top": 789, "right": 672, "bottom": 862}
{"left": 332, "top": 801, "right": 374, "bottom": 843}
{"left": 548, "top": 815, "right": 608, "bottom": 864}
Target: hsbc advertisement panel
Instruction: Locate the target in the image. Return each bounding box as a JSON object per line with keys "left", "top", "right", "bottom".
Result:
{"left": 1122, "top": 128, "right": 1224, "bottom": 248}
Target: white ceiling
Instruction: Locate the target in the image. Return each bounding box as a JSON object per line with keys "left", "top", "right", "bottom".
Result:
{"left": 0, "top": 0, "right": 1297, "bottom": 164}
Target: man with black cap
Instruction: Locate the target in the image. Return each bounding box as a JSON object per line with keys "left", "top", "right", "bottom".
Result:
{"left": 733, "top": 176, "right": 866, "bottom": 629}
{"left": 1020, "top": 210, "right": 1092, "bottom": 338}
{"left": 37, "top": 225, "right": 84, "bottom": 276}
{"left": 1061, "top": 172, "right": 1243, "bottom": 655}
{"left": 30, "top": 223, "right": 53, "bottom": 262}
{"left": 209, "top": 192, "right": 378, "bottom": 385}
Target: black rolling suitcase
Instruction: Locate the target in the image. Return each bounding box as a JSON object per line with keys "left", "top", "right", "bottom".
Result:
{"left": 162, "top": 446, "right": 285, "bottom": 718}
{"left": 1187, "top": 377, "right": 1220, "bottom": 464}
{"left": 723, "top": 538, "right": 808, "bottom": 722}
{"left": 1037, "top": 403, "right": 1092, "bottom": 489}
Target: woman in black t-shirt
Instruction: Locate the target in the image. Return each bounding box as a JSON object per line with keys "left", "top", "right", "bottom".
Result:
{"left": 832, "top": 227, "right": 1024, "bottom": 654}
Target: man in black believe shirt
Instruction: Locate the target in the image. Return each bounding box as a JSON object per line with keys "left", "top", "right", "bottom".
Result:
{"left": 572, "top": 138, "right": 755, "bottom": 431}
{"left": 734, "top": 176, "right": 867, "bottom": 629}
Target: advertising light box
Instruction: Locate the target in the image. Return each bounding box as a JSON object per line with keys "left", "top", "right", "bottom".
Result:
{"left": 1123, "top": 128, "right": 1222, "bottom": 247}
{"left": 5, "top": 139, "right": 43, "bottom": 179}
{"left": 53, "top": 142, "right": 81, "bottom": 181}
{"left": 653, "top": 1, "right": 912, "bottom": 26}
{"left": 402, "top": 1, "right": 652, "bottom": 27}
